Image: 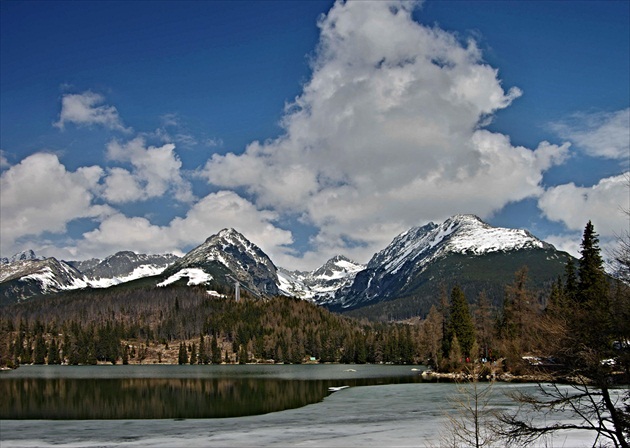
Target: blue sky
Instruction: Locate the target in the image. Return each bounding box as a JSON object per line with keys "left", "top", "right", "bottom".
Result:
{"left": 1, "top": 0, "right": 628, "bottom": 269}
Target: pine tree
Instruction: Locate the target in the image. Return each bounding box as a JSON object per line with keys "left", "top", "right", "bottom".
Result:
{"left": 211, "top": 334, "right": 221, "bottom": 364}
{"left": 198, "top": 334, "right": 209, "bottom": 364}
{"left": 189, "top": 342, "right": 197, "bottom": 365}
{"left": 178, "top": 342, "right": 188, "bottom": 365}
{"left": 448, "top": 286, "right": 476, "bottom": 358}
{"left": 575, "top": 221, "right": 612, "bottom": 355}
{"left": 47, "top": 338, "right": 60, "bottom": 365}
{"left": 578, "top": 221, "right": 608, "bottom": 304}
{"left": 33, "top": 332, "right": 47, "bottom": 365}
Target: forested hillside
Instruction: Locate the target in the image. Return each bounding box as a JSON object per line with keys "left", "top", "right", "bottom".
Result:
{"left": 0, "top": 280, "right": 419, "bottom": 367}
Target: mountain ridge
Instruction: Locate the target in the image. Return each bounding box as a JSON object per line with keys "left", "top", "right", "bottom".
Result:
{"left": 0, "top": 216, "right": 572, "bottom": 316}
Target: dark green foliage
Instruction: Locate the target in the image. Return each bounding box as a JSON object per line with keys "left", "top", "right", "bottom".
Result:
{"left": 578, "top": 221, "right": 607, "bottom": 303}
{"left": 46, "top": 338, "right": 60, "bottom": 365}
{"left": 189, "top": 342, "right": 197, "bottom": 365}
{"left": 344, "top": 248, "right": 570, "bottom": 321}
{"left": 0, "top": 284, "right": 424, "bottom": 366}
{"left": 178, "top": 342, "right": 188, "bottom": 365}
{"left": 211, "top": 334, "right": 221, "bottom": 364}
{"left": 33, "top": 332, "right": 47, "bottom": 365}
{"left": 446, "top": 286, "right": 476, "bottom": 358}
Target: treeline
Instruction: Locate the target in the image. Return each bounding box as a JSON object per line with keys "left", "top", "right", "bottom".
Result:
{"left": 417, "top": 221, "right": 630, "bottom": 379}
{"left": 1, "top": 221, "right": 628, "bottom": 377}
{"left": 0, "top": 284, "right": 420, "bottom": 367}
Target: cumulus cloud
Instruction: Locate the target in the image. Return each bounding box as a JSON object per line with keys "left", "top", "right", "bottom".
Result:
{"left": 0, "top": 153, "right": 113, "bottom": 255}
{"left": 203, "top": 0, "right": 568, "bottom": 264}
{"left": 73, "top": 191, "right": 293, "bottom": 260}
{"left": 550, "top": 108, "right": 630, "bottom": 160}
{"left": 538, "top": 172, "right": 629, "bottom": 237}
{"left": 0, "top": 150, "right": 10, "bottom": 169}
{"left": 104, "top": 137, "right": 194, "bottom": 203}
{"left": 54, "top": 91, "right": 131, "bottom": 132}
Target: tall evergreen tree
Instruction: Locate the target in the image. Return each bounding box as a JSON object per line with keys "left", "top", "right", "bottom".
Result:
{"left": 578, "top": 221, "right": 608, "bottom": 304}
{"left": 575, "top": 221, "right": 612, "bottom": 355}
{"left": 178, "top": 342, "right": 188, "bottom": 365}
{"left": 211, "top": 334, "right": 221, "bottom": 364}
{"left": 189, "top": 342, "right": 197, "bottom": 365}
{"left": 448, "top": 286, "right": 476, "bottom": 358}
{"left": 47, "top": 338, "right": 60, "bottom": 365}
{"left": 33, "top": 332, "right": 47, "bottom": 365}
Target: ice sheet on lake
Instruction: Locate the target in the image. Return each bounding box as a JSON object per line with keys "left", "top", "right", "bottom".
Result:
{"left": 0, "top": 383, "right": 597, "bottom": 448}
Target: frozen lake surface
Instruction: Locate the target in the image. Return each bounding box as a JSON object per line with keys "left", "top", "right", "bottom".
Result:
{"left": 0, "top": 365, "right": 597, "bottom": 447}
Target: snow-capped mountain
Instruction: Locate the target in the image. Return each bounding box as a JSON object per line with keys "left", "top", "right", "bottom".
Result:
{"left": 0, "top": 249, "right": 41, "bottom": 265}
{"left": 0, "top": 257, "right": 88, "bottom": 305}
{"left": 369, "top": 214, "right": 550, "bottom": 275}
{"left": 277, "top": 255, "right": 365, "bottom": 302}
{"left": 332, "top": 214, "right": 567, "bottom": 314}
{"left": 0, "top": 216, "right": 572, "bottom": 316}
{"left": 159, "top": 228, "right": 280, "bottom": 297}
{"left": 68, "top": 251, "right": 179, "bottom": 288}
{"left": 0, "top": 249, "right": 179, "bottom": 304}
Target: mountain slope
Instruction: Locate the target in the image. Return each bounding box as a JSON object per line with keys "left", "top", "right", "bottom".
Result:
{"left": 332, "top": 215, "right": 570, "bottom": 318}
{"left": 68, "top": 251, "right": 179, "bottom": 288}
{"left": 0, "top": 257, "right": 88, "bottom": 306}
{"left": 277, "top": 255, "right": 365, "bottom": 302}
{"left": 159, "top": 228, "right": 279, "bottom": 297}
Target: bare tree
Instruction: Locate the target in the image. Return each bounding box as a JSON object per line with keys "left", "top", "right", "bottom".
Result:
{"left": 497, "top": 378, "right": 629, "bottom": 448}
{"left": 438, "top": 365, "right": 500, "bottom": 448}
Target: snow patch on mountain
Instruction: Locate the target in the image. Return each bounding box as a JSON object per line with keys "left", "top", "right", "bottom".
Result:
{"left": 87, "top": 264, "right": 171, "bottom": 288}
{"left": 277, "top": 255, "right": 365, "bottom": 302}
{"left": 157, "top": 268, "right": 213, "bottom": 287}
{"left": 333, "top": 214, "right": 556, "bottom": 310}
{"left": 377, "top": 214, "right": 550, "bottom": 277}
{"left": 162, "top": 228, "right": 280, "bottom": 296}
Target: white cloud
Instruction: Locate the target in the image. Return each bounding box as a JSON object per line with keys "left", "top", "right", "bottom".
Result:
{"left": 550, "top": 108, "right": 630, "bottom": 160}
{"left": 77, "top": 214, "right": 179, "bottom": 257}
{"left": 544, "top": 233, "right": 582, "bottom": 258}
{"left": 202, "top": 0, "right": 568, "bottom": 266}
{"left": 168, "top": 191, "right": 294, "bottom": 256}
{"left": 72, "top": 190, "right": 293, "bottom": 261}
{"left": 0, "top": 152, "right": 113, "bottom": 255}
{"left": 0, "top": 150, "right": 9, "bottom": 169}
{"left": 104, "top": 137, "right": 194, "bottom": 203}
{"left": 538, "top": 172, "right": 630, "bottom": 238}
{"left": 54, "top": 91, "right": 131, "bottom": 132}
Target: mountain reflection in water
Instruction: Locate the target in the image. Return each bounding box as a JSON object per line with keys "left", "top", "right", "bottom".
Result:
{"left": 1, "top": 366, "right": 423, "bottom": 419}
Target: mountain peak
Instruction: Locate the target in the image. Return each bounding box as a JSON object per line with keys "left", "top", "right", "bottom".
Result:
{"left": 1, "top": 249, "right": 40, "bottom": 264}
{"left": 332, "top": 214, "right": 566, "bottom": 313}
{"left": 163, "top": 228, "right": 279, "bottom": 296}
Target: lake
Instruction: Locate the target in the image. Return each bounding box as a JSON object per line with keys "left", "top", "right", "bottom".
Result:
{"left": 0, "top": 364, "right": 596, "bottom": 447}
{"left": 0, "top": 364, "right": 425, "bottom": 419}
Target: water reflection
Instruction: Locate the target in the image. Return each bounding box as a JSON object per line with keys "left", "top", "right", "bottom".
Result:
{"left": 1, "top": 374, "right": 422, "bottom": 419}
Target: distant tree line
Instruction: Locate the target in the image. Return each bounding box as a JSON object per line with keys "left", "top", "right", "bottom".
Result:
{"left": 0, "top": 283, "right": 420, "bottom": 367}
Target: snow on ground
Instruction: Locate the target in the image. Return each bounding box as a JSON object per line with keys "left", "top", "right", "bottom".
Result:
{"left": 0, "top": 383, "right": 598, "bottom": 448}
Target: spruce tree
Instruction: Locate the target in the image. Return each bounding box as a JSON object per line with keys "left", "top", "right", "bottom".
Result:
{"left": 578, "top": 221, "right": 608, "bottom": 304}
{"left": 178, "top": 342, "right": 188, "bottom": 365}
{"left": 47, "top": 338, "right": 60, "bottom": 365}
{"left": 575, "top": 221, "right": 612, "bottom": 355}
{"left": 33, "top": 332, "right": 47, "bottom": 365}
{"left": 448, "top": 286, "right": 476, "bottom": 359}
{"left": 189, "top": 342, "right": 197, "bottom": 365}
{"left": 211, "top": 334, "right": 221, "bottom": 364}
